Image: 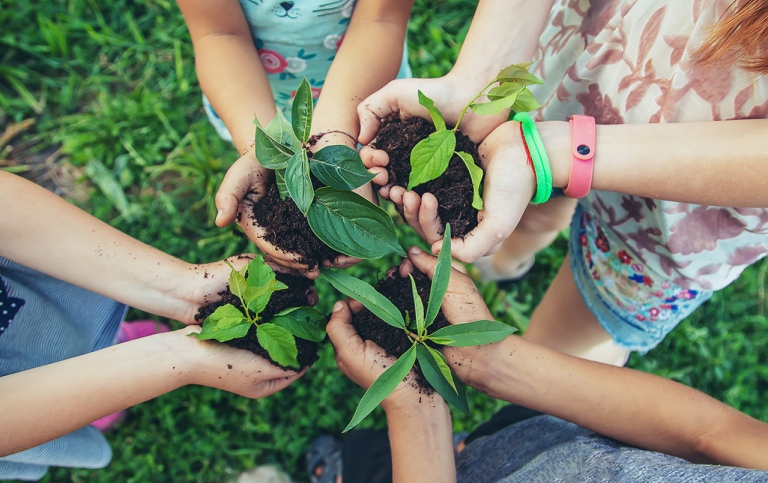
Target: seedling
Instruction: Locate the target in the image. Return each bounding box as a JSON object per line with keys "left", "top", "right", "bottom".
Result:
{"left": 322, "top": 224, "right": 517, "bottom": 431}
{"left": 194, "top": 255, "right": 326, "bottom": 369}
{"left": 409, "top": 63, "right": 543, "bottom": 210}
{"left": 254, "top": 78, "right": 405, "bottom": 260}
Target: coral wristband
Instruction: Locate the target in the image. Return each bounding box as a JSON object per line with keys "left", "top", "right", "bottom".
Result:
{"left": 564, "top": 115, "right": 596, "bottom": 198}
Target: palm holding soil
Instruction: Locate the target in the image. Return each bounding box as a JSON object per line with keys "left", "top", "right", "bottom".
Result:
{"left": 357, "top": 68, "right": 542, "bottom": 263}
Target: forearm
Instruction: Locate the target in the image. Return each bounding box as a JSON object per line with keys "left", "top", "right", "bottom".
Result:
{"left": 539, "top": 119, "right": 768, "bottom": 207}
{"left": 450, "top": 0, "right": 555, "bottom": 85}
{"left": 177, "top": 0, "right": 277, "bottom": 154}
{"left": 0, "top": 330, "right": 192, "bottom": 456}
{"left": 312, "top": 0, "right": 413, "bottom": 146}
{"left": 383, "top": 398, "right": 456, "bottom": 483}
{"left": 0, "top": 172, "right": 194, "bottom": 318}
{"left": 193, "top": 34, "right": 277, "bottom": 153}
{"left": 478, "top": 337, "right": 768, "bottom": 469}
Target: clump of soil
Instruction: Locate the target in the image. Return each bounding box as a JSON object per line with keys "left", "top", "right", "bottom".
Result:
{"left": 351, "top": 269, "right": 449, "bottom": 390}
{"left": 195, "top": 272, "right": 320, "bottom": 369}
{"left": 371, "top": 116, "right": 482, "bottom": 238}
{"left": 245, "top": 179, "right": 340, "bottom": 269}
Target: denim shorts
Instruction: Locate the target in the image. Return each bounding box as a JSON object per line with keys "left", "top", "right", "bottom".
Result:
{"left": 569, "top": 203, "right": 712, "bottom": 353}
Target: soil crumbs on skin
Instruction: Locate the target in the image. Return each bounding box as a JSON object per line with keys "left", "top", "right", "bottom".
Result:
{"left": 195, "top": 273, "right": 319, "bottom": 369}
{"left": 247, "top": 182, "right": 340, "bottom": 269}
{"left": 372, "top": 116, "right": 481, "bottom": 238}
{"left": 351, "top": 270, "right": 450, "bottom": 391}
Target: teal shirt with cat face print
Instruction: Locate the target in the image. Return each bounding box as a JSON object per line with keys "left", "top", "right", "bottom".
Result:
{"left": 203, "top": 0, "right": 411, "bottom": 141}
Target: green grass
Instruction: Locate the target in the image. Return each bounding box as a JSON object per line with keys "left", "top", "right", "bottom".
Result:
{"left": 1, "top": 0, "right": 766, "bottom": 481}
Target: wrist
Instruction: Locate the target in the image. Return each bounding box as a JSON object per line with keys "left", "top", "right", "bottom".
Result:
{"left": 536, "top": 121, "right": 571, "bottom": 189}
{"left": 382, "top": 391, "right": 450, "bottom": 418}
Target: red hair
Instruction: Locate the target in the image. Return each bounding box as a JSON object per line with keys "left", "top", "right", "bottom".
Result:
{"left": 694, "top": 0, "right": 768, "bottom": 74}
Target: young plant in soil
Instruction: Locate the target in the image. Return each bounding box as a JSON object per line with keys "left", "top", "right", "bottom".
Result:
{"left": 194, "top": 255, "right": 326, "bottom": 369}
{"left": 251, "top": 78, "right": 405, "bottom": 265}
{"left": 322, "top": 224, "right": 517, "bottom": 431}
{"left": 371, "top": 63, "right": 542, "bottom": 238}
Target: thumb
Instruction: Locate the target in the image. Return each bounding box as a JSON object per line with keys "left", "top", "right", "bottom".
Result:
{"left": 326, "top": 301, "right": 361, "bottom": 354}
{"left": 406, "top": 246, "right": 440, "bottom": 280}
{"left": 215, "top": 154, "right": 263, "bottom": 227}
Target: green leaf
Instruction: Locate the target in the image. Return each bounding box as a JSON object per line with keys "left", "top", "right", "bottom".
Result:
{"left": 456, "top": 152, "right": 484, "bottom": 210}
{"left": 408, "top": 130, "right": 456, "bottom": 190}
{"left": 409, "top": 274, "right": 425, "bottom": 336}
{"left": 229, "top": 269, "right": 248, "bottom": 298}
{"left": 264, "top": 109, "right": 302, "bottom": 152}
{"left": 321, "top": 269, "right": 405, "bottom": 329}
{"left": 510, "top": 89, "right": 542, "bottom": 113}
{"left": 310, "top": 145, "right": 375, "bottom": 190}
{"left": 416, "top": 345, "right": 469, "bottom": 413}
{"left": 429, "top": 320, "right": 517, "bottom": 346}
{"left": 257, "top": 323, "right": 299, "bottom": 368}
{"left": 308, "top": 188, "right": 406, "bottom": 259}
{"left": 425, "top": 223, "right": 452, "bottom": 328}
{"left": 486, "top": 81, "right": 525, "bottom": 101}
{"left": 245, "top": 285, "right": 281, "bottom": 316}
{"left": 270, "top": 307, "right": 327, "bottom": 343}
{"left": 494, "top": 63, "right": 543, "bottom": 85}
{"left": 194, "top": 306, "right": 251, "bottom": 342}
{"left": 469, "top": 96, "right": 518, "bottom": 116}
{"left": 344, "top": 346, "right": 417, "bottom": 432}
{"left": 275, "top": 169, "right": 289, "bottom": 200}
{"left": 245, "top": 255, "right": 277, "bottom": 288}
{"left": 286, "top": 150, "right": 314, "bottom": 214}
{"left": 205, "top": 303, "right": 248, "bottom": 329}
{"left": 255, "top": 126, "right": 293, "bottom": 170}
{"left": 417, "top": 90, "right": 446, "bottom": 131}
{"left": 291, "top": 78, "right": 313, "bottom": 143}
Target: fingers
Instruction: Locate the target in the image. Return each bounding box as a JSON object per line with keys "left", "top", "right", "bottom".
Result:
{"left": 418, "top": 193, "right": 444, "bottom": 245}
{"left": 406, "top": 245, "right": 440, "bottom": 280}
{"left": 402, "top": 191, "right": 426, "bottom": 240}
{"left": 215, "top": 154, "right": 265, "bottom": 228}
{"left": 359, "top": 145, "right": 390, "bottom": 169}
{"left": 326, "top": 301, "right": 360, "bottom": 353}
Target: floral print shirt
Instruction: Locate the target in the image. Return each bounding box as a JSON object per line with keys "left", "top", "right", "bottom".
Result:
{"left": 531, "top": 0, "right": 768, "bottom": 292}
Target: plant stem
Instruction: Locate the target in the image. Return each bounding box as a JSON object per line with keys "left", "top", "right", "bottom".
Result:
{"left": 452, "top": 79, "right": 497, "bottom": 133}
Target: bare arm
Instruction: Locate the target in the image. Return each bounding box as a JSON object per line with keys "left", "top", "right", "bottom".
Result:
{"left": 311, "top": 0, "right": 414, "bottom": 149}
{"left": 535, "top": 119, "right": 768, "bottom": 207}
{"left": 176, "top": 0, "right": 276, "bottom": 154}
{"left": 327, "top": 301, "right": 456, "bottom": 483}
{"left": 0, "top": 328, "right": 302, "bottom": 457}
{"left": 404, "top": 247, "right": 768, "bottom": 470}
{"left": 0, "top": 171, "right": 248, "bottom": 323}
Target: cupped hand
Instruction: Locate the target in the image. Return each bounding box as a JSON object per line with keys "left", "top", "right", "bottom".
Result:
{"left": 357, "top": 74, "right": 509, "bottom": 195}
{"left": 215, "top": 148, "right": 319, "bottom": 274}
{"left": 326, "top": 299, "right": 443, "bottom": 411}
{"left": 180, "top": 326, "right": 305, "bottom": 398}
{"left": 172, "top": 254, "right": 318, "bottom": 325}
{"left": 398, "top": 246, "right": 506, "bottom": 388}
{"left": 394, "top": 121, "right": 536, "bottom": 263}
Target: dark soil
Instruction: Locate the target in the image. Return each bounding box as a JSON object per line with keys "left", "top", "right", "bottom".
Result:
{"left": 245, "top": 178, "right": 340, "bottom": 269}
{"left": 371, "top": 116, "right": 482, "bottom": 238}
{"left": 195, "top": 272, "right": 320, "bottom": 369}
{"left": 351, "top": 269, "right": 450, "bottom": 390}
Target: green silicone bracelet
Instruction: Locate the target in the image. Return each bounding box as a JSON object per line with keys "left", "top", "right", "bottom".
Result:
{"left": 513, "top": 112, "right": 552, "bottom": 204}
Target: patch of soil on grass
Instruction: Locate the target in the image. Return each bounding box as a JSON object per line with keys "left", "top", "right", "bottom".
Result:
{"left": 351, "top": 269, "right": 449, "bottom": 390}
{"left": 195, "top": 272, "right": 319, "bottom": 369}
{"left": 372, "top": 116, "right": 481, "bottom": 238}
{"left": 246, "top": 180, "right": 340, "bottom": 270}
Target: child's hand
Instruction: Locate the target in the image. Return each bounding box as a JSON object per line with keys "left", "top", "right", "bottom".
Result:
{"left": 215, "top": 149, "right": 319, "bottom": 274}
{"left": 180, "top": 326, "right": 305, "bottom": 398}
{"left": 397, "top": 246, "right": 506, "bottom": 387}
{"left": 327, "top": 299, "right": 444, "bottom": 412}
{"left": 171, "top": 254, "right": 318, "bottom": 325}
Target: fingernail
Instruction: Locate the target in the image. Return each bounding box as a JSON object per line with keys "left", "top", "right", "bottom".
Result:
{"left": 215, "top": 209, "right": 223, "bottom": 221}
{"left": 333, "top": 301, "right": 344, "bottom": 312}
{"left": 410, "top": 246, "right": 422, "bottom": 255}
